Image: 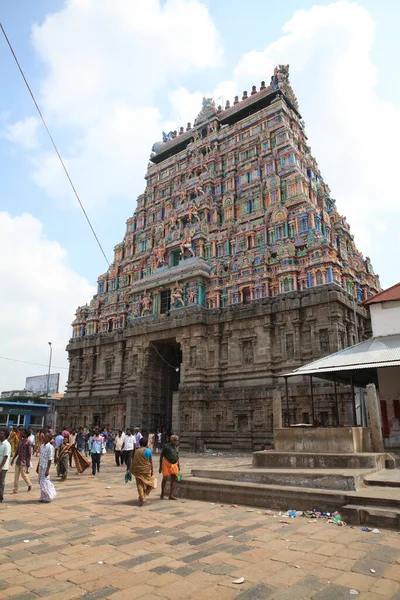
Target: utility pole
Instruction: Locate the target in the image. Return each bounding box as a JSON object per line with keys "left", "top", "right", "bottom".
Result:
{"left": 46, "top": 342, "right": 52, "bottom": 399}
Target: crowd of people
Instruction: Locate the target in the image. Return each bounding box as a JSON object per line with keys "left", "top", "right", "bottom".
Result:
{"left": 0, "top": 424, "right": 180, "bottom": 507}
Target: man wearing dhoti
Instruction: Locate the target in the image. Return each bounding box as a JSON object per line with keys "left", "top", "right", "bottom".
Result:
{"left": 36, "top": 433, "right": 57, "bottom": 503}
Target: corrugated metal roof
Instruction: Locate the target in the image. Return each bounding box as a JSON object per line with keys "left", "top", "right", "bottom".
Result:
{"left": 283, "top": 334, "right": 400, "bottom": 378}
{"left": 364, "top": 282, "right": 400, "bottom": 305}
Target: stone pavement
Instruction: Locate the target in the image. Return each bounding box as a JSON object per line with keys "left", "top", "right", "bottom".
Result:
{"left": 2, "top": 452, "right": 400, "bottom": 599}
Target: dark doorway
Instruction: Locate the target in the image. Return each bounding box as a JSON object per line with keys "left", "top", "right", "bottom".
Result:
{"left": 144, "top": 339, "right": 182, "bottom": 432}
{"left": 242, "top": 287, "right": 251, "bottom": 304}
{"left": 160, "top": 290, "right": 171, "bottom": 313}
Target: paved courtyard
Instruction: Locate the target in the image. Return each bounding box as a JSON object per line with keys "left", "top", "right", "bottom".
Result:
{"left": 2, "top": 452, "right": 400, "bottom": 599}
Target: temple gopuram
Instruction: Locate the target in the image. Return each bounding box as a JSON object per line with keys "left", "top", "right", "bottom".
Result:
{"left": 62, "top": 65, "right": 380, "bottom": 449}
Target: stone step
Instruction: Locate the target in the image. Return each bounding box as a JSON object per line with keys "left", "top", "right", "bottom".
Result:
{"left": 364, "top": 469, "right": 400, "bottom": 488}
{"left": 191, "top": 467, "right": 374, "bottom": 491}
{"left": 177, "top": 476, "right": 346, "bottom": 513}
{"left": 345, "top": 487, "right": 400, "bottom": 509}
{"left": 252, "top": 451, "right": 392, "bottom": 470}
{"left": 177, "top": 476, "right": 400, "bottom": 528}
{"left": 341, "top": 504, "right": 400, "bottom": 529}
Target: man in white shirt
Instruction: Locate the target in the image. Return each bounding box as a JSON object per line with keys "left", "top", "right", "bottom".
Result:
{"left": 122, "top": 428, "right": 135, "bottom": 472}
{"left": 134, "top": 427, "right": 143, "bottom": 449}
{"left": 114, "top": 430, "right": 125, "bottom": 467}
{"left": 36, "top": 433, "right": 56, "bottom": 503}
{"left": 0, "top": 429, "right": 11, "bottom": 502}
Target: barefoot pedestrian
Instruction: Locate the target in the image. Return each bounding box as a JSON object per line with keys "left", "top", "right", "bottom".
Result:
{"left": 37, "top": 433, "right": 56, "bottom": 503}
{"left": 131, "top": 437, "right": 154, "bottom": 506}
{"left": 159, "top": 434, "right": 180, "bottom": 500}
{"left": 11, "top": 429, "right": 33, "bottom": 494}
{"left": 0, "top": 429, "right": 11, "bottom": 502}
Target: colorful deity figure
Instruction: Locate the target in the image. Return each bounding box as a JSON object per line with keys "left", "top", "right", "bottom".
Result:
{"left": 141, "top": 292, "right": 152, "bottom": 316}
{"left": 187, "top": 283, "right": 198, "bottom": 304}
{"left": 153, "top": 241, "right": 166, "bottom": 269}
{"left": 132, "top": 300, "right": 141, "bottom": 318}
{"left": 180, "top": 231, "right": 195, "bottom": 258}
{"left": 171, "top": 282, "right": 185, "bottom": 308}
{"left": 188, "top": 203, "right": 200, "bottom": 223}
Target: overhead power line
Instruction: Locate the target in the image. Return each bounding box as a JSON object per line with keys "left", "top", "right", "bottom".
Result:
{"left": 0, "top": 355, "right": 69, "bottom": 370}
{"left": 0, "top": 21, "right": 110, "bottom": 267}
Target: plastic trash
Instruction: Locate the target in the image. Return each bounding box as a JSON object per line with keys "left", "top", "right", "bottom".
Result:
{"left": 295, "top": 565, "right": 301, "bottom": 569}
{"left": 349, "top": 591, "right": 359, "bottom": 596}
{"left": 231, "top": 504, "right": 238, "bottom": 508}
{"left": 361, "top": 527, "right": 372, "bottom": 532}
{"left": 23, "top": 540, "right": 30, "bottom": 543}
{"left": 370, "top": 569, "right": 376, "bottom": 573}
{"left": 98, "top": 561, "right": 103, "bottom": 565}
{"left": 287, "top": 510, "right": 297, "bottom": 518}
{"left": 232, "top": 577, "right": 245, "bottom": 584}
{"left": 333, "top": 515, "right": 342, "bottom": 524}
{"left": 372, "top": 528, "right": 380, "bottom": 534}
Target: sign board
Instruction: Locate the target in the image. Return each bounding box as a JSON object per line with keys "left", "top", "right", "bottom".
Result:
{"left": 9, "top": 408, "right": 32, "bottom": 416}
{"left": 25, "top": 373, "right": 60, "bottom": 396}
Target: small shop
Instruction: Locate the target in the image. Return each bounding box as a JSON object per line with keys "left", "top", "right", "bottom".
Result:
{"left": 0, "top": 401, "right": 49, "bottom": 431}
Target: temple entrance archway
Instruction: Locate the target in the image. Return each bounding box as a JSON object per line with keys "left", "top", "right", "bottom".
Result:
{"left": 143, "top": 339, "right": 182, "bottom": 433}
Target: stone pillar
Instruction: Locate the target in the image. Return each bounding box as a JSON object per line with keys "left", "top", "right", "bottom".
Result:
{"left": 366, "top": 383, "right": 384, "bottom": 452}
{"left": 273, "top": 389, "right": 282, "bottom": 433}
{"left": 171, "top": 391, "right": 180, "bottom": 436}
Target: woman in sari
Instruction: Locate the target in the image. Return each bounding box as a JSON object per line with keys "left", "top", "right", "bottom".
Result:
{"left": 131, "top": 437, "right": 154, "bottom": 506}
{"left": 8, "top": 427, "right": 18, "bottom": 458}
{"left": 57, "top": 436, "right": 91, "bottom": 478}
{"left": 35, "top": 429, "right": 45, "bottom": 456}
{"left": 57, "top": 436, "right": 72, "bottom": 480}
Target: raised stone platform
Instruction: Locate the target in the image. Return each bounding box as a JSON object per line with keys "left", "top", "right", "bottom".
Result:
{"left": 191, "top": 467, "right": 375, "bottom": 491}
{"left": 252, "top": 451, "right": 391, "bottom": 470}
{"left": 274, "top": 426, "right": 372, "bottom": 453}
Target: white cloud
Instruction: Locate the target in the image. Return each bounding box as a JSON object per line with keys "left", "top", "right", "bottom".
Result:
{"left": 3, "top": 116, "right": 39, "bottom": 149}
{"left": 32, "top": 104, "right": 162, "bottom": 208}
{"left": 24, "top": 0, "right": 223, "bottom": 209}
{"left": 0, "top": 212, "right": 95, "bottom": 392}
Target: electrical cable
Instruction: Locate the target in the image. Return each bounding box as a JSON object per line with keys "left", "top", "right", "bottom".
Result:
{"left": 0, "top": 355, "right": 69, "bottom": 370}
{"left": 0, "top": 22, "right": 110, "bottom": 267}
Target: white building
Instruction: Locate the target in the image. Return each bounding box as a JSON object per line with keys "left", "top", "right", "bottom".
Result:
{"left": 285, "top": 282, "right": 400, "bottom": 448}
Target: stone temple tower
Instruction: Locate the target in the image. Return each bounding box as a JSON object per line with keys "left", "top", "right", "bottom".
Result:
{"left": 62, "top": 65, "right": 380, "bottom": 449}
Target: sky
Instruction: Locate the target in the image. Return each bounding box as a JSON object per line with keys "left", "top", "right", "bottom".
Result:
{"left": 0, "top": 0, "right": 399, "bottom": 393}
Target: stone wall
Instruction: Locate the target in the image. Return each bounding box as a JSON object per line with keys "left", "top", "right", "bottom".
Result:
{"left": 60, "top": 284, "right": 370, "bottom": 450}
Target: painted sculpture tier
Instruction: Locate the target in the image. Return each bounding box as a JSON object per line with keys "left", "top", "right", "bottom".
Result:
{"left": 72, "top": 65, "right": 380, "bottom": 338}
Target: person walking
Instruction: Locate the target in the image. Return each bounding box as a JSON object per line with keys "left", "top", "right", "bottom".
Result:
{"left": 114, "top": 430, "right": 125, "bottom": 466}
{"left": 0, "top": 429, "right": 11, "bottom": 502}
{"left": 75, "top": 427, "right": 86, "bottom": 454}
{"left": 36, "top": 433, "right": 56, "bottom": 503}
{"left": 89, "top": 428, "right": 104, "bottom": 476}
{"left": 8, "top": 427, "right": 18, "bottom": 458}
{"left": 35, "top": 429, "right": 45, "bottom": 457}
{"left": 54, "top": 431, "right": 64, "bottom": 477}
{"left": 131, "top": 437, "right": 154, "bottom": 507}
{"left": 11, "top": 429, "right": 33, "bottom": 494}
{"left": 134, "top": 427, "right": 143, "bottom": 449}
{"left": 57, "top": 436, "right": 73, "bottom": 480}
{"left": 159, "top": 434, "right": 180, "bottom": 501}
{"left": 122, "top": 428, "right": 135, "bottom": 473}
{"left": 69, "top": 429, "right": 77, "bottom": 467}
